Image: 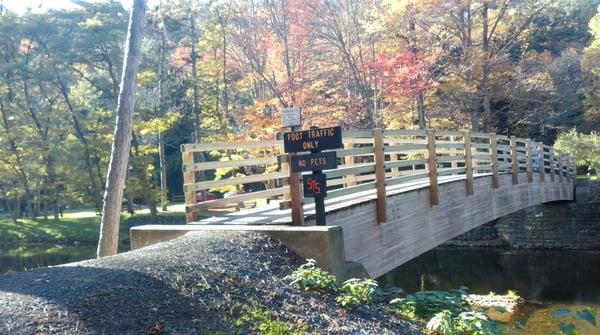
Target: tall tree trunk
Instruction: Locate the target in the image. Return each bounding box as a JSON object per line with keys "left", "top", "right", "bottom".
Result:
{"left": 159, "top": 131, "right": 168, "bottom": 211}
{"left": 408, "top": 7, "right": 427, "bottom": 130}
{"left": 481, "top": 1, "right": 491, "bottom": 132}
{"left": 97, "top": 0, "right": 145, "bottom": 258}
{"left": 157, "top": 17, "right": 168, "bottom": 212}
{"left": 190, "top": 12, "right": 201, "bottom": 143}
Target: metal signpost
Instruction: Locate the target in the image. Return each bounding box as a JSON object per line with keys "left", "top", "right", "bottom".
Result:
{"left": 283, "top": 126, "right": 343, "bottom": 225}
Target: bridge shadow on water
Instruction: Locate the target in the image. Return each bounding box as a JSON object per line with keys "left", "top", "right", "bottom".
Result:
{"left": 379, "top": 247, "right": 600, "bottom": 304}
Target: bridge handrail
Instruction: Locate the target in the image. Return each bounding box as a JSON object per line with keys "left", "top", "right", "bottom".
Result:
{"left": 181, "top": 129, "right": 576, "bottom": 223}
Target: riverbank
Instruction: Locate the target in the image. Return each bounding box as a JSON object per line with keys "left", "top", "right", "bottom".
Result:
{"left": 0, "top": 205, "right": 186, "bottom": 245}
{"left": 0, "top": 231, "right": 422, "bottom": 334}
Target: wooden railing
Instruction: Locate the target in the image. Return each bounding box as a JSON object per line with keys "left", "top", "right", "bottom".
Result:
{"left": 181, "top": 130, "right": 576, "bottom": 223}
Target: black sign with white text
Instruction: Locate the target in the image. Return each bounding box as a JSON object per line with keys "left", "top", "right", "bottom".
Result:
{"left": 283, "top": 126, "right": 343, "bottom": 153}
{"left": 290, "top": 151, "right": 338, "bottom": 173}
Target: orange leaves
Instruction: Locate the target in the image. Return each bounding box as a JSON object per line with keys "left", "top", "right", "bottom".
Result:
{"left": 372, "top": 50, "right": 436, "bottom": 99}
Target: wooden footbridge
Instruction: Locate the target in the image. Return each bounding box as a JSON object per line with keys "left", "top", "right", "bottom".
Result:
{"left": 131, "top": 129, "right": 575, "bottom": 279}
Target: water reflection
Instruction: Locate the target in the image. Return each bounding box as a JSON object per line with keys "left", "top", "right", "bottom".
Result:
{"left": 0, "top": 243, "right": 130, "bottom": 273}
{"left": 379, "top": 247, "right": 600, "bottom": 335}
{"left": 379, "top": 247, "right": 600, "bottom": 304}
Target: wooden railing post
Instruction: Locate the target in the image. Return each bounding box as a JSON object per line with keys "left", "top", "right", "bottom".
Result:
{"left": 526, "top": 140, "right": 533, "bottom": 183}
{"left": 278, "top": 132, "right": 304, "bottom": 226}
{"left": 558, "top": 153, "right": 564, "bottom": 183}
{"left": 538, "top": 143, "right": 545, "bottom": 182}
{"left": 464, "top": 132, "right": 474, "bottom": 195}
{"left": 344, "top": 141, "right": 357, "bottom": 187}
{"left": 427, "top": 130, "right": 439, "bottom": 205}
{"left": 510, "top": 136, "right": 518, "bottom": 185}
{"left": 549, "top": 147, "right": 555, "bottom": 182}
{"left": 182, "top": 147, "right": 198, "bottom": 223}
{"left": 373, "top": 129, "right": 387, "bottom": 223}
{"left": 490, "top": 133, "right": 499, "bottom": 189}
{"left": 450, "top": 135, "right": 458, "bottom": 175}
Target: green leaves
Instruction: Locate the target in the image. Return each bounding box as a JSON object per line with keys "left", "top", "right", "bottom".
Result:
{"left": 285, "top": 259, "right": 337, "bottom": 292}
{"left": 335, "top": 278, "right": 379, "bottom": 308}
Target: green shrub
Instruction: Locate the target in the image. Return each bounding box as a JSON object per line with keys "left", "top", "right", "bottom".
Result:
{"left": 235, "top": 301, "right": 307, "bottom": 335}
{"left": 390, "top": 287, "right": 470, "bottom": 320}
{"left": 335, "top": 278, "right": 379, "bottom": 307}
{"left": 285, "top": 259, "right": 337, "bottom": 292}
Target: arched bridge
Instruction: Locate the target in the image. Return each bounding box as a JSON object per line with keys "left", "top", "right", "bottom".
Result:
{"left": 131, "top": 129, "right": 575, "bottom": 279}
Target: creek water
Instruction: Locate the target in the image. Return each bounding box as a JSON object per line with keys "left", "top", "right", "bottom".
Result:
{"left": 0, "top": 243, "right": 130, "bottom": 274}
{"left": 379, "top": 247, "right": 600, "bottom": 335}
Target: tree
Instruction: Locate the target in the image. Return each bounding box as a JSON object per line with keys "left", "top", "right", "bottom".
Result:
{"left": 97, "top": 0, "right": 146, "bottom": 258}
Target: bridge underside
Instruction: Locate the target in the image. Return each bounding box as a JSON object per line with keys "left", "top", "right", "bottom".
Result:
{"left": 322, "top": 172, "right": 573, "bottom": 278}
{"left": 132, "top": 172, "right": 573, "bottom": 280}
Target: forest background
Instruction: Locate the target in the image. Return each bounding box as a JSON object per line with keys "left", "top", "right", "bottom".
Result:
{"left": 1, "top": 0, "right": 600, "bottom": 220}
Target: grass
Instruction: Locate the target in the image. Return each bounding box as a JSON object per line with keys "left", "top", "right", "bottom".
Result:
{"left": 0, "top": 204, "right": 186, "bottom": 244}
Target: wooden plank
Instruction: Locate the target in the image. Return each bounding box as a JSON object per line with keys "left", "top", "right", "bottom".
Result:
{"left": 437, "top": 156, "right": 465, "bottom": 163}
{"left": 344, "top": 129, "right": 373, "bottom": 137}
{"left": 189, "top": 187, "right": 290, "bottom": 211}
{"left": 184, "top": 171, "right": 288, "bottom": 192}
{"left": 182, "top": 140, "right": 280, "bottom": 152}
{"left": 558, "top": 153, "right": 564, "bottom": 182}
{"left": 511, "top": 136, "right": 518, "bottom": 185}
{"left": 385, "top": 171, "right": 430, "bottom": 186}
{"left": 388, "top": 140, "right": 400, "bottom": 177}
{"left": 471, "top": 132, "right": 491, "bottom": 139}
{"left": 490, "top": 133, "right": 499, "bottom": 189}
{"left": 549, "top": 147, "right": 555, "bottom": 182}
{"left": 427, "top": 130, "right": 439, "bottom": 205}
{"left": 328, "top": 174, "right": 376, "bottom": 186}
{"left": 343, "top": 142, "right": 357, "bottom": 187}
{"left": 435, "top": 130, "right": 463, "bottom": 136}
{"left": 384, "top": 129, "right": 427, "bottom": 136}
{"left": 436, "top": 142, "right": 465, "bottom": 149}
{"left": 334, "top": 146, "right": 374, "bottom": 157}
{"left": 385, "top": 144, "right": 428, "bottom": 152}
{"left": 437, "top": 167, "right": 466, "bottom": 176}
{"left": 325, "top": 163, "right": 376, "bottom": 179}
{"left": 373, "top": 129, "right": 387, "bottom": 223}
{"left": 537, "top": 142, "right": 545, "bottom": 182}
{"left": 464, "top": 132, "right": 474, "bottom": 196}
{"left": 526, "top": 140, "right": 533, "bottom": 183}
{"left": 182, "top": 150, "right": 198, "bottom": 223}
{"left": 285, "top": 129, "right": 304, "bottom": 226}
{"left": 385, "top": 159, "right": 428, "bottom": 169}
{"left": 183, "top": 156, "right": 278, "bottom": 172}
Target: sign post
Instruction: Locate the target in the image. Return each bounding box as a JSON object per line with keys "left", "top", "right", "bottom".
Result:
{"left": 280, "top": 107, "right": 304, "bottom": 226}
{"left": 283, "top": 126, "right": 342, "bottom": 226}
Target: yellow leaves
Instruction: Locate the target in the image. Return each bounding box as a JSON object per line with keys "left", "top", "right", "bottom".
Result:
{"left": 80, "top": 17, "right": 103, "bottom": 28}
{"left": 137, "top": 70, "right": 157, "bottom": 86}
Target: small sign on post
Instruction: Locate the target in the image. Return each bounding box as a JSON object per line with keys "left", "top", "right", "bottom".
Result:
{"left": 291, "top": 151, "right": 337, "bottom": 173}
{"left": 281, "top": 107, "right": 302, "bottom": 128}
{"left": 283, "top": 126, "right": 342, "bottom": 153}
{"left": 283, "top": 126, "right": 343, "bottom": 226}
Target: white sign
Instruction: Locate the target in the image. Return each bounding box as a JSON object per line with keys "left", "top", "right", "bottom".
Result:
{"left": 281, "top": 107, "right": 301, "bottom": 128}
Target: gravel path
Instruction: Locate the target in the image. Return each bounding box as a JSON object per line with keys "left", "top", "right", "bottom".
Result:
{"left": 0, "top": 231, "right": 422, "bottom": 334}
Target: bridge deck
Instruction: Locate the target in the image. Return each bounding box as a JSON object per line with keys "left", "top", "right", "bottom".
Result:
{"left": 192, "top": 173, "right": 489, "bottom": 226}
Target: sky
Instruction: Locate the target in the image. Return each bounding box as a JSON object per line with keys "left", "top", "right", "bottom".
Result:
{"left": 0, "top": 0, "right": 159, "bottom": 12}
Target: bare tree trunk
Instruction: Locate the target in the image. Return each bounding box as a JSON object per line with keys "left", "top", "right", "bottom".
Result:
{"left": 97, "top": 0, "right": 145, "bottom": 258}
{"left": 481, "top": 1, "right": 491, "bottom": 132}
{"left": 408, "top": 6, "right": 427, "bottom": 130}
{"left": 159, "top": 131, "right": 168, "bottom": 211}
{"left": 190, "top": 12, "right": 201, "bottom": 143}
